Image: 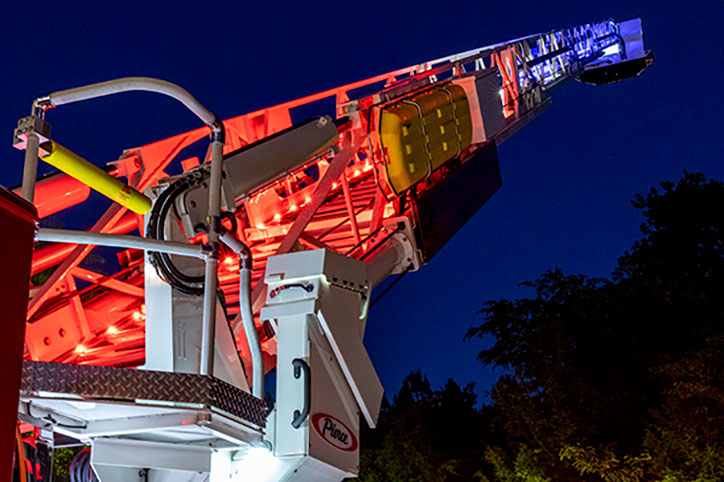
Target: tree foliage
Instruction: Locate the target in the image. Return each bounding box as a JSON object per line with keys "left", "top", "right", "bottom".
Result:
{"left": 464, "top": 172, "right": 724, "bottom": 481}
{"left": 360, "top": 173, "right": 724, "bottom": 481}
{"left": 356, "top": 371, "right": 498, "bottom": 481}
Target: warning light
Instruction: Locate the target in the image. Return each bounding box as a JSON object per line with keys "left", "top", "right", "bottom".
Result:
{"left": 274, "top": 213, "right": 281, "bottom": 221}
{"left": 305, "top": 196, "right": 312, "bottom": 204}
{"left": 354, "top": 169, "right": 361, "bottom": 176}
{"left": 106, "top": 325, "right": 119, "bottom": 335}
{"left": 256, "top": 223, "right": 265, "bottom": 229}
{"left": 75, "top": 344, "right": 87, "bottom": 354}
{"left": 289, "top": 204, "right": 298, "bottom": 212}
{"left": 332, "top": 182, "right": 338, "bottom": 189}
{"left": 132, "top": 311, "right": 145, "bottom": 322}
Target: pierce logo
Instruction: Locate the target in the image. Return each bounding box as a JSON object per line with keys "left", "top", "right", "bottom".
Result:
{"left": 311, "top": 413, "right": 358, "bottom": 452}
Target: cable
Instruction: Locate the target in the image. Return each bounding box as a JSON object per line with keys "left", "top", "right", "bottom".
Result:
{"left": 29, "top": 404, "right": 86, "bottom": 429}
{"left": 370, "top": 264, "right": 413, "bottom": 308}
{"left": 26, "top": 402, "right": 88, "bottom": 430}
{"left": 146, "top": 171, "right": 206, "bottom": 295}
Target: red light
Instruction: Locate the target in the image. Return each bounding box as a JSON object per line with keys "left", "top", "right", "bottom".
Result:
{"left": 75, "top": 344, "right": 87, "bottom": 354}
{"left": 289, "top": 205, "right": 298, "bottom": 212}
{"left": 106, "top": 325, "right": 119, "bottom": 335}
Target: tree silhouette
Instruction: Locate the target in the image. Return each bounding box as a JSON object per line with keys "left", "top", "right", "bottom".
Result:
{"left": 356, "top": 371, "right": 499, "bottom": 481}
{"left": 465, "top": 172, "right": 724, "bottom": 481}
{"left": 360, "top": 173, "right": 724, "bottom": 481}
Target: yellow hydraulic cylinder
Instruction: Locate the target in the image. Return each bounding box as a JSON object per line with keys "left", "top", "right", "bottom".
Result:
{"left": 39, "top": 141, "right": 152, "bottom": 214}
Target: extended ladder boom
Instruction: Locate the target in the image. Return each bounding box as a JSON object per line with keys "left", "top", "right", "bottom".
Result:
{"left": 10, "top": 16, "right": 652, "bottom": 482}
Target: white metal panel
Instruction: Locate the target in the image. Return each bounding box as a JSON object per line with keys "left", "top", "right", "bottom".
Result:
{"left": 91, "top": 438, "right": 212, "bottom": 480}
{"left": 315, "top": 288, "right": 383, "bottom": 428}
{"left": 274, "top": 313, "right": 310, "bottom": 457}
{"left": 142, "top": 248, "right": 249, "bottom": 392}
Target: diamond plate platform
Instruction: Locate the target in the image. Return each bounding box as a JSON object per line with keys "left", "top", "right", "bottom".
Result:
{"left": 21, "top": 361, "right": 267, "bottom": 428}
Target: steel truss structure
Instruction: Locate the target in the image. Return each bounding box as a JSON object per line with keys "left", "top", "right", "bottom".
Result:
{"left": 21, "top": 18, "right": 646, "bottom": 377}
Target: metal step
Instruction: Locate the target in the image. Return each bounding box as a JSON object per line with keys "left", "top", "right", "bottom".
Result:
{"left": 20, "top": 361, "right": 266, "bottom": 429}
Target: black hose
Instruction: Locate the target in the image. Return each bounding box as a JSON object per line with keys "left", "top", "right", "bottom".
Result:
{"left": 370, "top": 264, "right": 413, "bottom": 308}
{"left": 146, "top": 172, "right": 206, "bottom": 295}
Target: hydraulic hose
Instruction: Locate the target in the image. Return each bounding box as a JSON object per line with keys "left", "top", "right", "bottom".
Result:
{"left": 69, "top": 448, "right": 97, "bottom": 482}
{"left": 219, "top": 232, "right": 263, "bottom": 399}
{"left": 145, "top": 173, "right": 206, "bottom": 295}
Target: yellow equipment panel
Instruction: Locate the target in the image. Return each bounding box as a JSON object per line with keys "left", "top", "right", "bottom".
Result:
{"left": 380, "top": 83, "right": 472, "bottom": 194}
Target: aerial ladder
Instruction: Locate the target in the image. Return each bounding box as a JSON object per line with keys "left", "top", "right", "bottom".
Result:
{"left": 4, "top": 17, "right": 652, "bottom": 481}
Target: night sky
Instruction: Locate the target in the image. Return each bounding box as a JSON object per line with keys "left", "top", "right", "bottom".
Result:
{"left": 2, "top": 1, "right": 722, "bottom": 403}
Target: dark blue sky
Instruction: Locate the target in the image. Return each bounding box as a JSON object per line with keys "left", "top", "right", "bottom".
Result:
{"left": 2, "top": 1, "right": 722, "bottom": 402}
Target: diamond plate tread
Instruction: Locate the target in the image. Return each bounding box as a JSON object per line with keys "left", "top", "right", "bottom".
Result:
{"left": 21, "top": 361, "right": 266, "bottom": 427}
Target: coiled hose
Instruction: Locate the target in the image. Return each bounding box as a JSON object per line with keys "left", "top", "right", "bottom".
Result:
{"left": 146, "top": 172, "right": 206, "bottom": 295}
{"left": 70, "top": 448, "right": 97, "bottom": 482}
{"left": 145, "top": 171, "right": 233, "bottom": 323}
